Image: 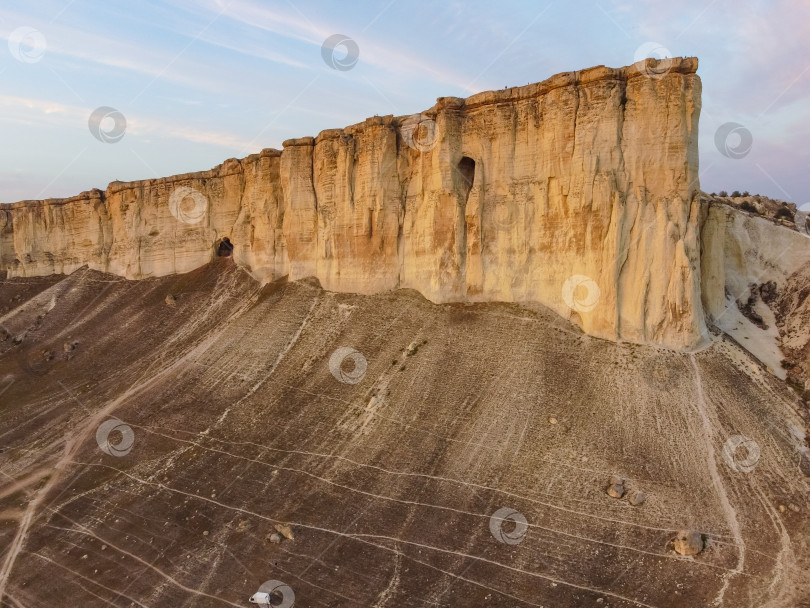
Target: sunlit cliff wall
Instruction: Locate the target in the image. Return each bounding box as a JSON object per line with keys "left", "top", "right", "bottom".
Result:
{"left": 0, "top": 57, "right": 706, "bottom": 348}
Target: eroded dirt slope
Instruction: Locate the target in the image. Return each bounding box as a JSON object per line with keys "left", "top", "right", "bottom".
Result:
{"left": 1, "top": 260, "right": 809, "bottom": 607}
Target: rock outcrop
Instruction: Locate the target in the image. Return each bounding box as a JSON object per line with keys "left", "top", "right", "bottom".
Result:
{"left": 701, "top": 202, "right": 810, "bottom": 320}
{"left": 701, "top": 198, "right": 810, "bottom": 383}
{"left": 701, "top": 192, "right": 799, "bottom": 230}
{"left": 0, "top": 57, "right": 706, "bottom": 349}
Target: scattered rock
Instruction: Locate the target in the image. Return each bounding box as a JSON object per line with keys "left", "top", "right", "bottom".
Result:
{"left": 548, "top": 417, "right": 557, "bottom": 425}
{"left": 406, "top": 341, "right": 419, "bottom": 356}
{"left": 628, "top": 490, "right": 646, "bottom": 506}
{"left": 779, "top": 504, "right": 786, "bottom": 513}
{"left": 268, "top": 533, "right": 282, "bottom": 544}
{"left": 274, "top": 523, "right": 294, "bottom": 541}
{"left": 607, "top": 476, "right": 625, "bottom": 499}
{"left": 63, "top": 341, "right": 78, "bottom": 353}
{"left": 737, "top": 286, "right": 767, "bottom": 329}
{"left": 202, "top": 531, "right": 209, "bottom": 536}
{"left": 759, "top": 281, "right": 778, "bottom": 304}
{"left": 673, "top": 530, "right": 703, "bottom": 556}
{"left": 12, "top": 334, "right": 24, "bottom": 345}
{"left": 165, "top": 294, "right": 177, "bottom": 306}
{"left": 789, "top": 503, "right": 800, "bottom": 513}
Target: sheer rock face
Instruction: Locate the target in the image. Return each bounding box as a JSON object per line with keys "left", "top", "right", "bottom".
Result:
{"left": 0, "top": 57, "right": 706, "bottom": 349}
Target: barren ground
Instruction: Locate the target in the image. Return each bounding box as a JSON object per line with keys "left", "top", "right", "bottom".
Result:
{"left": 1, "top": 259, "right": 809, "bottom": 607}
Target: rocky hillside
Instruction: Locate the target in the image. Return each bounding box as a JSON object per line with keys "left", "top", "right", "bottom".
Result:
{"left": 1, "top": 260, "right": 809, "bottom": 607}
{"left": 702, "top": 192, "right": 803, "bottom": 232}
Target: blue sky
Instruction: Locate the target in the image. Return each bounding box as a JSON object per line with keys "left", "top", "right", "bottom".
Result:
{"left": 1, "top": 0, "right": 808, "bottom": 208}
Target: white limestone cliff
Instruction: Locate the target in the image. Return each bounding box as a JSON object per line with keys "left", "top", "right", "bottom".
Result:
{"left": 0, "top": 58, "right": 707, "bottom": 349}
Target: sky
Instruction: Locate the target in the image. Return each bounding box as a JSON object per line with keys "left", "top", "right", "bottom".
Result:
{"left": 0, "top": 0, "right": 809, "bottom": 209}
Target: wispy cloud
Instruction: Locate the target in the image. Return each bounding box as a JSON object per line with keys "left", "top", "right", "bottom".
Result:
{"left": 0, "top": 7, "right": 304, "bottom": 94}
{"left": 0, "top": 94, "right": 257, "bottom": 150}
{"left": 173, "top": 0, "right": 482, "bottom": 93}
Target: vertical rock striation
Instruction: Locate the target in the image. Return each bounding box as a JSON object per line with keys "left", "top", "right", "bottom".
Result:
{"left": 0, "top": 58, "right": 706, "bottom": 349}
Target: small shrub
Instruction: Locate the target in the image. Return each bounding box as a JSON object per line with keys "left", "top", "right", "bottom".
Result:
{"left": 774, "top": 207, "right": 795, "bottom": 221}
{"left": 742, "top": 191, "right": 750, "bottom": 197}
{"left": 718, "top": 190, "right": 728, "bottom": 197}
{"left": 738, "top": 201, "right": 757, "bottom": 213}
{"left": 731, "top": 190, "right": 742, "bottom": 197}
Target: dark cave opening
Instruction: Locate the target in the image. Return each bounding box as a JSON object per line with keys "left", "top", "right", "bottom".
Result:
{"left": 217, "top": 237, "right": 234, "bottom": 257}
{"left": 457, "top": 156, "right": 476, "bottom": 199}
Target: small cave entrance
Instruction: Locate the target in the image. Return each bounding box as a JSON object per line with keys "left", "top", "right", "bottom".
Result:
{"left": 216, "top": 237, "right": 234, "bottom": 257}
{"left": 456, "top": 156, "right": 476, "bottom": 203}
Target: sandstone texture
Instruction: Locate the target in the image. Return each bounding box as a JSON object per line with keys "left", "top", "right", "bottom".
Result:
{"left": 0, "top": 58, "right": 706, "bottom": 349}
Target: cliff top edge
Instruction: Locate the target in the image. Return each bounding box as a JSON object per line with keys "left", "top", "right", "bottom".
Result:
{"left": 1, "top": 57, "right": 697, "bottom": 208}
